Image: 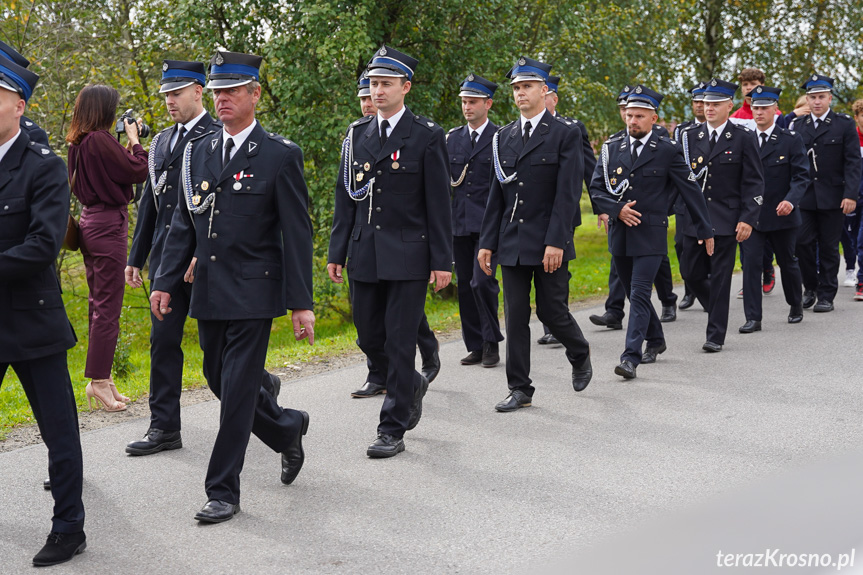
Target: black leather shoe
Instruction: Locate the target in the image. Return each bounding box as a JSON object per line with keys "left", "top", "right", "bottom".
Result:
{"left": 588, "top": 312, "right": 623, "bottom": 330}
{"left": 702, "top": 341, "right": 722, "bottom": 353}
{"left": 351, "top": 380, "right": 386, "bottom": 398}
{"left": 482, "top": 342, "right": 500, "bottom": 367}
{"left": 495, "top": 389, "right": 532, "bottom": 412}
{"left": 641, "top": 342, "right": 667, "bottom": 364}
{"left": 813, "top": 300, "right": 834, "bottom": 313}
{"left": 407, "top": 375, "right": 430, "bottom": 431}
{"left": 125, "top": 428, "right": 183, "bottom": 456}
{"left": 421, "top": 346, "right": 441, "bottom": 383}
{"left": 802, "top": 289, "right": 816, "bottom": 309}
{"left": 366, "top": 433, "right": 405, "bottom": 458}
{"left": 263, "top": 372, "right": 281, "bottom": 399}
{"left": 614, "top": 360, "right": 637, "bottom": 379}
{"left": 537, "top": 333, "right": 560, "bottom": 345}
{"left": 460, "top": 350, "right": 482, "bottom": 365}
{"left": 32, "top": 531, "right": 86, "bottom": 567}
{"left": 194, "top": 499, "right": 240, "bottom": 523}
{"left": 571, "top": 355, "right": 592, "bottom": 392}
{"left": 659, "top": 304, "right": 677, "bottom": 323}
{"left": 280, "top": 410, "right": 309, "bottom": 485}
{"left": 788, "top": 305, "right": 803, "bottom": 324}
{"left": 738, "top": 320, "right": 762, "bottom": 334}
{"left": 679, "top": 293, "right": 695, "bottom": 310}
{"left": 43, "top": 478, "right": 51, "bottom": 490}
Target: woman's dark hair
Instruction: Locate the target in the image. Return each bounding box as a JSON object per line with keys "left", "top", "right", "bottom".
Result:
{"left": 65, "top": 84, "right": 120, "bottom": 145}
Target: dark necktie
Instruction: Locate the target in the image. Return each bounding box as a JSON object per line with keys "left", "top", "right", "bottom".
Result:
{"left": 223, "top": 137, "right": 234, "bottom": 170}
{"left": 709, "top": 130, "right": 718, "bottom": 152}
{"left": 471, "top": 130, "right": 478, "bottom": 148}
{"left": 760, "top": 133, "right": 768, "bottom": 148}
{"left": 172, "top": 125, "right": 186, "bottom": 153}
{"left": 631, "top": 140, "right": 642, "bottom": 163}
{"left": 380, "top": 119, "right": 390, "bottom": 148}
{"left": 523, "top": 122, "right": 532, "bottom": 145}
{"left": 813, "top": 119, "right": 820, "bottom": 130}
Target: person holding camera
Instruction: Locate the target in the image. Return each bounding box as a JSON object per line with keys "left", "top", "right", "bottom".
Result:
{"left": 66, "top": 84, "right": 148, "bottom": 410}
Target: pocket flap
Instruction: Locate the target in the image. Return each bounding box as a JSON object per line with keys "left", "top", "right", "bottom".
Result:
{"left": 11, "top": 289, "right": 63, "bottom": 310}
{"left": 233, "top": 179, "right": 267, "bottom": 194}
{"left": 498, "top": 155, "right": 517, "bottom": 168}
{"left": 530, "top": 153, "right": 559, "bottom": 165}
{"left": 390, "top": 161, "right": 419, "bottom": 173}
{"left": 1, "top": 197, "right": 27, "bottom": 216}
{"left": 642, "top": 167, "right": 666, "bottom": 177}
{"left": 241, "top": 261, "right": 282, "bottom": 280}
{"left": 401, "top": 228, "right": 428, "bottom": 242}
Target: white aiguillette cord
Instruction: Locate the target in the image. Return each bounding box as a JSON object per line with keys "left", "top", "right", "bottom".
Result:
{"left": 341, "top": 126, "right": 376, "bottom": 223}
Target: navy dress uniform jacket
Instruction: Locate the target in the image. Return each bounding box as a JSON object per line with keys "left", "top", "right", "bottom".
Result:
{"left": 129, "top": 112, "right": 220, "bottom": 277}
{"left": 447, "top": 121, "right": 498, "bottom": 236}
{"left": 328, "top": 108, "right": 453, "bottom": 281}
{"left": 754, "top": 127, "right": 810, "bottom": 231}
{"left": 791, "top": 111, "right": 862, "bottom": 210}
{"left": 152, "top": 121, "right": 314, "bottom": 318}
{"left": 479, "top": 110, "right": 584, "bottom": 265}
{"left": 590, "top": 132, "right": 713, "bottom": 256}
{"left": 555, "top": 112, "right": 596, "bottom": 228}
{"left": 679, "top": 122, "right": 764, "bottom": 237}
{"left": 0, "top": 133, "right": 76, "bottom": 362}
{"left": 21, "top": 115, "right": 49, "bottom": 147}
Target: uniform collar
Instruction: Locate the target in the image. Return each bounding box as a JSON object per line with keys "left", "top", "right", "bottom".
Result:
{"left": 378, "top": 105, "right": 407, "bottom": 135}
{"left": 813, "top": 109, "right": 831, "bottom": 123}
{"left": 221, "top": 119, "right": 257, "bottom": 153}
{"left": 707, "top": 120, "right": 728, "bottom": 140}
{"left": 629, "top": 130, "right": 651, "bottom": 150}
{"left": 0, "top": 128, "right": 21, "bottom": 164}
{"left": 468, "top": 118, "right": 490, "bottom": 138}
{"left": 179, "top": 109, "right": 208, "bottom": 134}
{"left": 520, "top": 109, "right": 545, "bottom": 131}
{"left": 756, "top": 123, "right": 776, "bottom": 140}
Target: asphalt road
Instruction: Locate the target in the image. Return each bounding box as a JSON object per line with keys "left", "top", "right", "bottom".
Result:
{"left": 2, "top": 271, "right": 861, "bottom": 574}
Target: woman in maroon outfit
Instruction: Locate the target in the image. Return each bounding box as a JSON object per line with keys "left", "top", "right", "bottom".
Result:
{"left": 66, "top": 85, "right": 147, "bottom": 411}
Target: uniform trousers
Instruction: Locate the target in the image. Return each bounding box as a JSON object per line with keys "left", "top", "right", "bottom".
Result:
{"left": 604, "top": 255, "right": 677, "bottom": 321}
{"left": 198, "top": 318, "right": 304, "bottom": 504}
{"left": 682, "top": 234, "right": 737, "bottom": 345}
{"left": 148, "top": 281, "right": 192, "bottom": 431}
{"left": 840, "top": 210, "right": 861, "bottom": 270}
{"left": 1, "top": 353, "right": 84, "bottom": 533}
{"left": 352, "top": 279, "right": 427, "bottom": 438}
{"left": 501, "top": 263, "right": 590, "bottom": 395}
{"left": 613, "top": 255, "right": 665, "bottom": 365}
{"left": 79, "top": 205, "right": 128, "bottom": 379}
{"left": 453, "top": 233, "right": 503, "bottom": 352}
{"left": 798, "top": 208, "right": 844, "bottom": 302}
{"left": 741, "top": 227, "right": 802, "bottom": 321}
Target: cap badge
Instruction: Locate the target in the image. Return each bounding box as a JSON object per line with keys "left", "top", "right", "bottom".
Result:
{"left": 635, "top": 86, "right": 642, "bottom": 94}
{"left": 467, "top": 74, "right": 474, "bottom": 81}
{"left": 215, "top": 53, "right": 224, "bottom": 66}
{"left": 624, "top": 85, "right": 630, "bottom": 92}
{"left": 518, "top": 57, "right": 526, "bottom": 66}
{"left": 380, "top": 47, "right": 387, "bottom": 56}
{"left": 812, "top": 74, "right": 818, "bottom": 81}
{"left": 755, "top": 86, "right": 762, "bottom": 93}
{"left": 710, "top": 79, "right": 718, "bottom": 86}
{"left": 162, "top": 62, "right": 169, "bottom": 72}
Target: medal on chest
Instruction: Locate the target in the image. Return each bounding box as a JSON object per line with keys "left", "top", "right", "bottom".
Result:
{"left": 391, "top": 149, "right": 400, "bottom": 170}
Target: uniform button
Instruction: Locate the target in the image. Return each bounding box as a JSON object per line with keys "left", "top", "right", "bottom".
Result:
{"left": 814, "top": 177, "right": 818, "bottom": 181}
{"left": 518, "top": 182, "right": 524, "bottom": 187}
{"left": 468, "top": 171, "right": 473, "bottom": 175}
{"left": 38, "top": 299, "right": 45, "bottom": 305}
{"left": 216, "top": 187, "right": 222, "bottom": 193}
{"left": 707, "top": 186, "right": 712, "bottom": 190}
{"left": 247, "top": 186, "right": 251, "bottom": 190}
{"left": 375, "top": 207, "right": 381, "bottom": 212}
{"left": 518, "top": 218, "right": 524, "bottom": 223}
{"left": 466, "top": 193, "right": 471, "bottom": 197}
{"left": 211, "top": 233, "right": 218, "bottom": 239}
{"left": 708, "top": 162, "right": 712, "bottom": 166}
{"left": 264, "top": 271, "right": 269, "bottom": 276}
{"left": 466, "top": 182, "right": 471, "bottom": 186}
{"left": 708, "top": 197, "right": 712, "bottom": 201}
{"left": 376, "top": 188, "right": 382, "bottom": 194}
{"left": 518, "top": 200, "right": 524, "bottom": 205}
{"left": 168, "top": 165, "right": 174, "bottom": 170}
{"left": 377, "top": 170, "right": 383, "bottom": 176}
{"left": 166, "top": 204, "right": 172, "bottom": 209}
{"left": 165, "top": 225, "right": 170, "bottom": 230}
{"left": 630, "top": 173, "right": 634, "bottom": 177}
{"left": 421, "top": 235, "right": 426, "bottom": 239}
{"left": 375, "top": 225, "right": 381, "bottom": 230}
{"left": 542, "top": 158, "right": 546, "bottom": 162}
{"left": 3, "top": 205, "right": 8, "bottom": 210}
{"left": 167, "top": 185, "right": 173, "bottom": 190}
{"left": 214, "top": 210, "right": 220, "bottom": 215}
{"left": 210, "top": 255, "right": 216, "bottom": 261}
{"left": 708, "top": 174, "right": 712, "bottom": 178}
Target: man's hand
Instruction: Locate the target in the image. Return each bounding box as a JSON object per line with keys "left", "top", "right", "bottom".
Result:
{"left": 776, "top": 201, "right": 794, "bottom": 217}
{"left": 429, "top": 270, "right": 452, "bottom": 292}
{"left": 150, "top": 290, "right": 172, "bottom": 321}
{"left": 125, "top": 266, "right": 143, "bottom": 288}
{"left": 735, "top": 221, "right": 753, "bottom": 242}
{"left": 698, "top": 237, "right": 715, "bottom": 256}
{"left": 477, "top": 248, "right": 494, "bottom": 276}
{"left": 184, "top": 257, "right": 197, "bottom": 283}
{"left": 327, "top": 263, "right": 344, "bottom": 284}
{"left": 841, "top": 198, "right": 857, "bottom": 215}
{"left": 618, "top": 200, "right": 642, "bottom": 227}
{"left": 291, "top": 309, "right": 315, "bottom": 345}
{"left": 597, "top": 214, "right": 609, "bottom": 234}
{"left": 543, "top": 246, "right": 565, "bottom": 273}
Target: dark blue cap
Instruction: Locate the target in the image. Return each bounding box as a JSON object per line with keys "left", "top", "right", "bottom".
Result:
{"left": 357, "top": 70, "right": 370, "bottom": 97}
{"left": 546, "top": 75, "right": 560, "bottom": 94}
{"left": 459, "top": 74, "right": 497, "bottom": 98}
{"left": 506, "top": 56, "right": 551, "bottom": 84}
{"left": 689, "top": 81, "right": 707, "bottom": 101}
{"left": 617, "top": 84, "right": 633, "bottom": 103}
{"left": 367, "top": 45, "right": 418, "bottom": 81}
{"left": 0, "top": 40, "right": 29, "bottom": 68}
{"left": 703, "top": 78, "right": 738, "bottom": 102}
{"left": 800, "top": 74, "right": 833, "bottom": 94}
{"left": 0, "top": 54, "right": 39, "bottom": 102}
{"left": 626, "top": 85, "right": 663, "bottom": 110}
{"left": 750, "top": 85, "right": 782, "bottom": 107}
{"left": 207, "top": 51, "right": 262, "bottom": 89}
{"left": 159, "top": 60, "right": 206, "bottom": 93}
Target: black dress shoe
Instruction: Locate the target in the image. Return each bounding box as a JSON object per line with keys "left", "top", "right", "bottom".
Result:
{"left": 43, "top": 478, "right": 51, "bottom": 490}
{"left": 194, "top": 499, "right": 240, "bottom": 523}
{"left": 460, "top": 350, "right": 482, "bottom": 365}
{"left": 481, "top": 342, "right": 500, "bottom": 367}
{"left": 571, "top": 355, "right": 592, "bottom": 392}
{"left": 280, "top": 410, "right": 309, "bottom": 485}
{"left": 679, "top": 293, "right": 695, "bottom": 310}
{"left": 641, "top": 342, "right": 667, "bottom": 364}
{"left": 788, "top": 305, "right": 803, "bottom": 324}
{"left": 406, "top": 375, "right": 430, "bottom": 431}
{"left": 588, "top": 312, "right": 623, "bottom": 330}
{"left": 614, "top": 360, "right": 637, "bottom": 379}
{"left": 494, "top": 389, "right": 532, "bottom": 412}
{"left": 813, "top": 300, "right": 834, "bottom": 313}
{"left": 702, "top": 341, "right": 722, "bottom": 353}
{"left": 366, "top": 433, "right": 405, "bottom": 458}
{"left": 262, "top": 372, "right": 281, "bottom": 399}
{"left": 421, "top": 347, "right": 441, "bottom": 383}
{"left": 351, "top": 380, "right": 386, "bottom": 398}
{"left": 537, "top": 332, "right": 560, "bottom": 345}
{"left": 32, "top": 531, "right": 86, "bottom": 567}
{"left": 802, "top": 289, "right": 816, "bottom": 309}
{"left": 738, "top": 320, "right": 762, "bottom": 334}
{"left": 659, "top": 304, "right": 677, "bottom": 323}
{"left": 125, "top": 428, "right": 183, "bottom": 456}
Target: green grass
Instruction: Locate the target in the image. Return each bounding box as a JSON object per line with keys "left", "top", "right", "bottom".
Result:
{"left": 0, "top": 202, "right": 686, "bottom": 437}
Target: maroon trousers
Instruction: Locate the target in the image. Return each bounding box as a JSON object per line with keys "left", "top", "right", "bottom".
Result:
{"left": 79, "top": 205, "right": 128, "bottom": 379}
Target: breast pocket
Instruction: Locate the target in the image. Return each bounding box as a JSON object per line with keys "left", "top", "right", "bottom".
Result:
{"left": 0, "top": 196, "right": 29, "bottom": 240}
{"left": 530, "top": 152, "right": 559, "bottom": 182}
{"left": 642, "top": 168, "right": 666, "bottom": 177}
{"left": 231, "top": 179, "right": 268, "bottom": 216}
{"left": 389, "top": 160, "right": 420, "bottom": 193}
{"left": 718, "top": 155, "right": 741, "bottom": 164}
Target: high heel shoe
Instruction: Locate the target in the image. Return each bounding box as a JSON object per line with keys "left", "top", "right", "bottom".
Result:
{"left": 85, "top": 381, "right": 127, "bottom": 412}
{"left": 107, "top": 378, "right": 130, "bottom": 402}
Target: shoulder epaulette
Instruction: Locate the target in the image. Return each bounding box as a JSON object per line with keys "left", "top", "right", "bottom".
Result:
{"left": 351, "top": 115, "right": 374, "bottom": 128}
{"left": 25, "top": 140, "right": 54, "bottom": 158}
{"left": 553, "top": 115, "right": 574, "bottom": 127}
{"left": 838, "top": 113, "right": 853, "bottom": 121}
{"left": 606, "top": 133, "right": 625, "bottom": 144}
{"left": 447, "top": 126, "right": 460, "bottom": 134}
{"left": 189, "top": 129, "right": 216, "bottom": 143}
{"left": 267, "top": 132, "right": 296, "bottom": 147}
{"left": 414, "top": 115, "right": 440, "bottom": 130}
